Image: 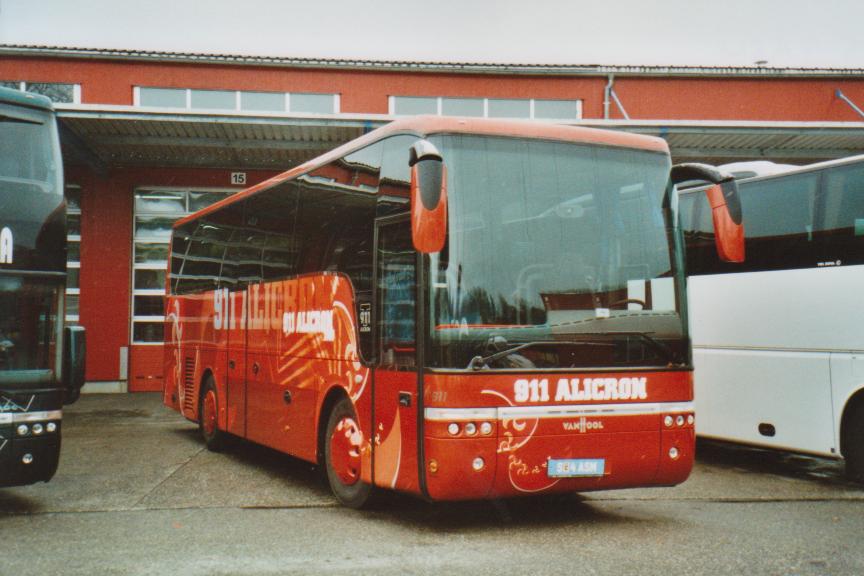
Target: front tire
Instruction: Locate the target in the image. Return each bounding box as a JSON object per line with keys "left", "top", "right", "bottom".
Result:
{"left": 844, "top": 403, "right": 864, "bottom": 483}
{"left": 199, "top": 376, "right": 227, "bottom": 452}
{"left": 324, "top": 396, "right": 375, "bottom": 508}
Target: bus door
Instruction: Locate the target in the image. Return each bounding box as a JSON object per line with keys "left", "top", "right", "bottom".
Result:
{"left": 224, "top": 286, "right": 247, "bottom": 438}
{"left": 373, "top": 215, "right": 421, "bottom": 493}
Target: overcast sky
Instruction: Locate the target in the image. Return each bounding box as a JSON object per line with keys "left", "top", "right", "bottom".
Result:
{"left": 1, "top": 0, "right": 862, "bottom": 68}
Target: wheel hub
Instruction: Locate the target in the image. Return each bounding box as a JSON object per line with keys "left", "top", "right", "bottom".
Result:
{"left": 330, "top": 416, "right": 363, "bottom": 485}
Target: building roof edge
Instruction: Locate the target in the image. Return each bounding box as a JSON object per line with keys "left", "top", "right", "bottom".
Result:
{"left": 3, "top": 44, "right": 864, "bottom": 78}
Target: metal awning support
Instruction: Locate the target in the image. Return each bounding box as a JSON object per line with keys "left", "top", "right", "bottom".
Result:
{"left": 836, "top": 89, "right": 864, "bottom": 120}
{"left": 603, "top": 75, "right": 631, "bottom": 120}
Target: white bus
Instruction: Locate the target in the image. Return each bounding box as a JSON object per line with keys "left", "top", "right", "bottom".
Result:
{"left": 678, "top": 154, "right": 864, "bottom": 481}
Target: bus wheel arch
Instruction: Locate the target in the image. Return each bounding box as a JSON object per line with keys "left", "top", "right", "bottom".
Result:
{"left": 198, "top": 371, "right": 227, "bottom": 452}
{"left": 319, "top": 388, "right": 375, "bottom": 508}
{"left": 840, "top": 389, "right": 864, "bottom": 483}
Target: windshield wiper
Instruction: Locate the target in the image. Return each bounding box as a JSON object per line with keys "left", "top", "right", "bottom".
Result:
{"left": 599, "top": 331, "right": 678, "bottom": 365}
{"left": 467, "top": 340, "right": 611, "bottom": 371}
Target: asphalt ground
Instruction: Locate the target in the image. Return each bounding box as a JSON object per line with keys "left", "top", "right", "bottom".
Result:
{"left": 1, "top": 393, "right": 863, "bottom": 576}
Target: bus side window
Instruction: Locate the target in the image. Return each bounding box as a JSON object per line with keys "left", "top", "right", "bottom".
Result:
{"left": 299, "top": 141, "right": 383, "bottom": 362}
{"left": 378, "top": 135, "right": 417, "bottom": 219}
{"left": 818, "top": 163, "right": 864, "bottom": 266}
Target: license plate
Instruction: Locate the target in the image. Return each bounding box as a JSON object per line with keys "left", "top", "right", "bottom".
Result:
{"left": 548, "top": 458, "right": 606, "bottom": 478}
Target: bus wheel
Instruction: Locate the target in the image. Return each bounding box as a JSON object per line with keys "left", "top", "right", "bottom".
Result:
{"left": 324, "top": 396, "right": 374, "bottom": 508}
{"left": 199, "top": 376, "right": 227, "bottom": 452}
{"left": 845, "top": 405, "right": 864, "bottom": 483}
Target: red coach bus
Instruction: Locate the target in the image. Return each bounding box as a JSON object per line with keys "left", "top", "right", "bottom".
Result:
{"left": 163, "top": 116, "right": 742, "bottom": 507}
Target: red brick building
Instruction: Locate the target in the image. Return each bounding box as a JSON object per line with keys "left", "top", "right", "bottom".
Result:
{"left": 2, "top": 44, "right": 863, "bottom": 392}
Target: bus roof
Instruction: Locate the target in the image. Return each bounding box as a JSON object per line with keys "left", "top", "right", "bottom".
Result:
{"left": 678, "top": 152, "right": 864, "bottom": 196}
{"left": 175, "top": 115, "right": 669, "bottom": 228}
{"left": 0, "top": 86, "right": 55, "bottom": 112}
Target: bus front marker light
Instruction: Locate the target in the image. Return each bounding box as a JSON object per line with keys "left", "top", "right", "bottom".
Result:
{"left": 447, "top": 423, "right": 460, "bottom": 436}
{"left": 22, "top": 454, "right": 33, "bottom": 465}
{"left": 687, "top": 415, "right": 695, "bottom": 426}
{"left": 32, "top": 423, "right": 44, "bottom": 435}
{"left": 16, "top": 424, "right": 28, "bottom": 436}
{"left": 472, "top": 457, "right": 485, "bottom": 471}
{"left": 676, "top": 415, "right": 685, "bottom": 427}
{"left": 669, "top": 447, "right": 680, "bottom": 460}
{"left": 664, "top": 415, "right": 673, "bottom": 428}
{"left": 464, "top": 422, "right": 477, "bottom": 436}
{"left": 47, "top": 422, "right": 57, "bottom": 433}
{"left": 480, "top": 422, "right": 493, "bottom": 435}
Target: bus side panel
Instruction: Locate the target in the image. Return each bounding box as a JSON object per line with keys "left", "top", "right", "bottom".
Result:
{"left": 373, "top": 369, "right": 420, "bottom": 494}
{"left": 689, "top": 270, "right": 841, "bottom": 455}
{"left": 245, "top": 274, "right": 369, "bottom": 464}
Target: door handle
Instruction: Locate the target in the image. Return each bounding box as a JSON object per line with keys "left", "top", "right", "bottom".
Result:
{"left": 283, "top": 390, "right": 293, "bottom": 405}
{"left": 252, "top": 362, "right": 260, "bottom": 375}
{"left": 228, "top": 360, "right": 235, "bottom": 370}
{"left": 398, "top": 392, "right": 412, "bottom": 408}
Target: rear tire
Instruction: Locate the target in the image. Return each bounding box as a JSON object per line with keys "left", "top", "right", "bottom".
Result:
{"left": 844, "top": 404, "right": 864, "bottom": 483}
{"left": 324, "top": 396, "right": 375, "bottom": 508}
{"left": 199, "top": 376, "right": 227, "bottom": 452}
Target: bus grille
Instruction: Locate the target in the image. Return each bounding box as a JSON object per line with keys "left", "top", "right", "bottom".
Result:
{"left": 183, "top": 357, "right": 196, "bottom": 413}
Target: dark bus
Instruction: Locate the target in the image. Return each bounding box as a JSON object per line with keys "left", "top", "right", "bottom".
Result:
{"left": 0, "top": 86, "right": 85, "bottom": 487}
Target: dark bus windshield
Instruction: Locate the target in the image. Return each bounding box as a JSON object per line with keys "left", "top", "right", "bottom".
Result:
{"left": 427, "top": 135, "right": 685, "bottom": 370}
{"left": 0, "top": 276, "right": 61, "bottom": 375}
{"left": 0, "top": 109, "right": 60, "bottom": 193}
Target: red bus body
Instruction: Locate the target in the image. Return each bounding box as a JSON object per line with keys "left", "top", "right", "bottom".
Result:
{"left": 164, "top": 117, "right": 696, "bottom": 504}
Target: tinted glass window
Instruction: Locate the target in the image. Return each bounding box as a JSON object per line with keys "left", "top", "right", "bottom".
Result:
{"left": 291, "top": 93, "right": 335, "bottom": 114}
{"left": 241, "top": 91, "right": 286, "bottom": 112}
{"left": 393, "top": 97, "right": 437, "bottom": 115}
{"left": 817, "top": 162, "right": 864, "bottom": 266}
{"left": 682, "top": 172, "right": 820, "bottom": 275}
{"left": 139, "top": 88, "right": 186, "bottom": 108}
{"left": 191, "top": 90, "right": 236, "bottom": 110}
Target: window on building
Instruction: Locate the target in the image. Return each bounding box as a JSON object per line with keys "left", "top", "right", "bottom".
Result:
{"left": 390, "top": 96, "right": 582, "bottom": 120}
{"left": 136, "top": 87, "right": 339, "bottom": 113}
{"left": 65, "top": 185, "right": 82, "bottom": 325}
{"left": 132, "top": 188, "right": 238, "bottom": 344}
{"left": 0, "top": 81, "right": 81, "bottom": 104}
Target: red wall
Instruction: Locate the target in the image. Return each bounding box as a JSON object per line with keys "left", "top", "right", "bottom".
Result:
{"left": 4, "top": 55, "right": 863, "bottom": 121}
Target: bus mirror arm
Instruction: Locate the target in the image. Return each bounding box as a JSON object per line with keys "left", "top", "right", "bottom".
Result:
{"left": 409, "top": 140, "right": 448, "bottom": 254}
{"left": 671, "top": 163, "right": 745, "bottom": 263}
{"left": 62, "top": 326, "right": 86, "bottom": 404}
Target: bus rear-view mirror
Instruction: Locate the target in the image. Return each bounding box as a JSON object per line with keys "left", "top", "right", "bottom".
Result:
{"left": 672, "top": 163, "right": 745, "bottom": 263}
{"left": 409, "top": 140, "right": 447, "bottom": 254}
{"left": 62, "top": 325, "right": 86, "bottom": 404}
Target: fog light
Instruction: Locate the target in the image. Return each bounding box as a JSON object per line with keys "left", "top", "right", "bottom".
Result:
{"left": 464, "top": 422, "right": 477, "bottom": 436}
{"left": 47, "top": 422, "right": 57, "bottom": 433}
{"left": 676, "top": 415, "right": 685, "bottom": 427}
{"left": 664, "top": 416, "right": 673, "bottom": 427}
{"left": 447, "top": 423, "right": 460, "bottom": 436}
{"left": 16, "top": 424, "right": 28, "bottom": 436}
{"left": 480, "top": 422, "right": 493, "bottom": 435}
{"left": 22, "top": 453, "right": 34, "bottom": 465}
{"left": 687, "top": 415, "right": 695, "bottom": 426}
{"left": 669, "top": 447, "right": 680, "bottom": 460}
{"left": 32, "top": 423, "right": 44, "bottom": 435}
{"left": 472, "top": 457, "right": 485, "bottom": 471}
{"left": 429, "top": 459, "right": 439, "bottom": 473}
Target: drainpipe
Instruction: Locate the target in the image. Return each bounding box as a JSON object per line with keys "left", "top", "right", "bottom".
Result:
{"left": 604, "top": 75, "right": 613, "bottom": 119}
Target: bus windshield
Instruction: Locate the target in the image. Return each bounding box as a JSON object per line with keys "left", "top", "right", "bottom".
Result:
{"left": 0, "top": 276, "right": 61, "bottom": 374}
{"left": 0, "top": 111, "right": 60, "bottom": 194}
{"left": 427, "top": 134, "right": 685, "bottom": 370}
